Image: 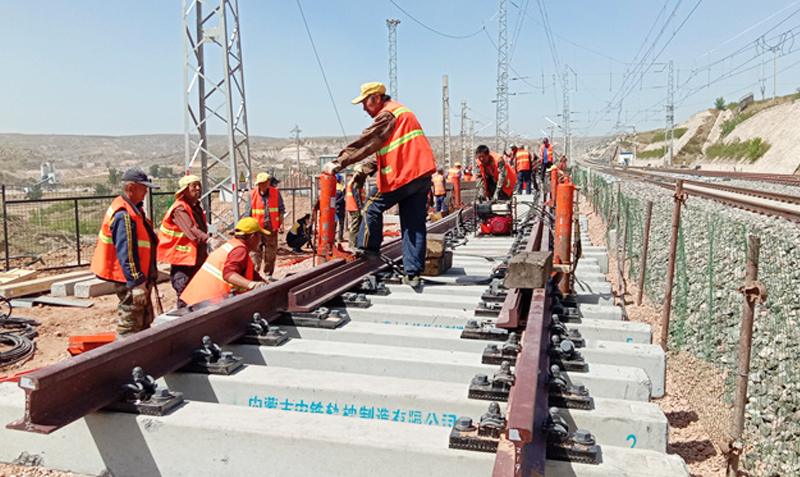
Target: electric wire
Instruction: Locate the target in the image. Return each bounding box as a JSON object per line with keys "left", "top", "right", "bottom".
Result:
{"left": 296, "top": 0, "right": 349, "bottom": 143}
{"left": 0, "top": 299, "right": 38, "bottom": 368}
{"left": 387, "top": 0, "right": 485, "bottom": 39}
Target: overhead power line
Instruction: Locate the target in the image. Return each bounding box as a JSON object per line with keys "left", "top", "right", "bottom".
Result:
{"left": 387, "top": 0, "right": 485, "bottom": 39}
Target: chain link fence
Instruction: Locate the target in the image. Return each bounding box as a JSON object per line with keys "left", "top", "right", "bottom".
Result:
{"left": 575, "top": 166, "right": 800, "bottom": 475}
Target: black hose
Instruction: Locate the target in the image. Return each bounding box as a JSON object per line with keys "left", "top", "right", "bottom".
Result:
{"left": 0, "top": 296, "right": 39, "bottom": 367}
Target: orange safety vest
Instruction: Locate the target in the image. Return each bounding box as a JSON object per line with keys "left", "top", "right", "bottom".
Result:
{"left": 180, "top": 237, "right": 254, "bottom": 306}
{"left": 515, "top": 150, "right": 531, "bottom": 171}
{"left": 345, "top": 182, "right": 366, "bottom": 212}
{"left": 376, "top": 101, "right": 436, "bottom": 193}
{"left": 91, "top": 195, "right": 154, "bottom": 284}
{"left": 432, "top": 173, "right": 446, "bottom": 196}
{"left": 540, "top": 143, "right": 554, "bottom": 164}
{"left": 156, "top": 198, "right": 206, "bottom": 266}
{"left": 479, "top": 152, "right": 517, "bottom": 198}
{"left": 250, "top": 187, "right": 281, "bottom": 231}
{"left": 463, "top": 171, "right": 473, "bottom": 181}
{"left": 447, "top": 167, "right": 460, "bottom": 182}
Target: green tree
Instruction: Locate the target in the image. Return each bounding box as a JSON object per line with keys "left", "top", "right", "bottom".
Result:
{"left": 108, "top": 168, "right": 119, "bottom": 185}
{"left": 94, "top": 183, "right": 111, "bottom": 196}
{"left": 714, "top": 97, "right": 725, "bottom": 110}
{"left": 26, "top": 184, "right": 42, "bottom": 200}
{"left": 149, "top": 164, "right": 160, "bottom": 178}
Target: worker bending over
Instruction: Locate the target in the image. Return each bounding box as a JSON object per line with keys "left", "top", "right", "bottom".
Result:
{"left": 345, "top": 166, "right": 367, "bottom": 250}
{"left": 180, "top": 217, "right": 270, "bottom": 306}
{"left": 475, "top": 145, "right": 517, "bottom": 201}
{"left": 322, "top": 82, "right": 436, "bottom": 288}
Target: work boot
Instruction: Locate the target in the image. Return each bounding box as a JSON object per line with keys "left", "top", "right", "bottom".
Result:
{"left": 356, "top": 249, "right": 382, "bottom": 262}
{"left": 402, "top": 275, "right": 422, "bottom": 289}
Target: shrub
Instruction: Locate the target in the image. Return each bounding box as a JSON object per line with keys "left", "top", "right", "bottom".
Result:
{"left": 637, "top": 149, "right": 664, "bottom": 159}
{"left": 720, "top": 112, "right": 753, "bottom": 137}
{"left": 706, "top": 137, "right": 770, "bottom": 162}
{"left": 651, "top": 128, "right": 688, "bottom": 143}
{"left": 715, "top": 97, "right": 726, "bottom": 110}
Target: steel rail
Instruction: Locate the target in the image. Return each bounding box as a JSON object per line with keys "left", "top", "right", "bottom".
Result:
{"left": 592, "top": 162, "right": 800, "bottom": 186}
{"left": 7, "top": 208, "right": 472, "bottom": 434}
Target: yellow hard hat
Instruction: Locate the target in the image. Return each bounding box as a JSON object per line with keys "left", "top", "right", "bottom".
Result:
{"left": 174, "top": 174, "right": 201, "bottom": 198}
{"left": 234, "top": 217, "right": 269, "bottom": 236}
{"left": 351, "top": 82, "right": 386, "bottom": 104}
{"left": 454, "top": 162, "right": 462, "bottom": 167}
{"left": 255, "top": 172, "right": 271, "bottom": 185}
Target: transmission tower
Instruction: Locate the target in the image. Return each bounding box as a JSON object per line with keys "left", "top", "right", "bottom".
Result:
{"left": 387, "top": 19, "right": 400, "bottom": 99}
{"left": 442, "top": 75, "right": 451, "bottom": 169}
{"left": 460, "top": 101, "right": 467, "bottom": 166}
{"left": 663, "top": 60, "right": 674, "bottom": 167}
{"left": 495, "top": 0, "right": 509, "bottom": 152}
{"left": 562, "top": 65, "right": 570, "bottom": 165}
{"left": 183, "top": 0, "right": 252, "bottom": 232}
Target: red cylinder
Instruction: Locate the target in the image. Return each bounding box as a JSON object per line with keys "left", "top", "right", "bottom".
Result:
{"left": 317, "top": 173, "right": 337, "bottom": 262}
{"left": 554, "top": 182, "right": 575, "bottom": 294}
{"left": 452, "top": 175, "right": 461, "bottom": 209}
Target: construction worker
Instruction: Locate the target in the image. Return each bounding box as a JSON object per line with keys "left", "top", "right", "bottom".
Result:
{"left": 245, "top": 172, "right": 284, "bottom": 280}
{"left": 463, "top": 167, "right": 474, "bottom": 182}
{"left": 345, "top": 166, "right": 367, "bottom": 250}
{"left": 335, "top": 174, "right": 346, "bottom": 242}
{"left": 90, "top": 168, "right": 160, "bottom": 339}
{"left": 156, "top": 175, "right": 212, "bottom": 309}
{"left": 475, "top": 145, "right": 516, "bottom": 201}
{"left": 540, "top": 137, "right": 554, "bottom": 184}
{"left": 321, "top": 81, "right": 436, "bottom": 288}
{"left": 447, "top": 162, "right": 462, "bottom": 183}
{"left": 287, "top": 213, "right": 312, "bottom": 253}
{"left": 180, "top": 217, "right": 270, "bottom": 306}
{"left": 432, "top": 168, "right": 447, "bottom": 213}
{"left": 513, "top": 145, "right": 535, "bottom": 194}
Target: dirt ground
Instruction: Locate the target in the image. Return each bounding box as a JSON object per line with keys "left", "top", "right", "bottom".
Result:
{"left": 580, "top": 197, "right": 749, "bottom": 477}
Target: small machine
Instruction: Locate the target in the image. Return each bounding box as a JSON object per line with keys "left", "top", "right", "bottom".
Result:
{"left": 476, "top": 201, "right": 514, "bottom": 236}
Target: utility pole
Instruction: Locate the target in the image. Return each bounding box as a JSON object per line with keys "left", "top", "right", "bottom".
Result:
{"left": 469, "top": 120, "right": 475, "bottom": 169}
{"left": 760, "top": 59, "right": 766, "bottom": 100}
{"left": 183, "top": 0, "right": 252, "bottom": 232}
{"left": 757, "top": 33, "right": 789, "bottom": 101}
{"left": 387, "top": 19, "right": 400, "bottom": 99}
{"left": 664, "top": 60, "right": 674, "bottom": 167}
{"left": 291, "top": 125, "right": 302, "bottom": 172}
{"left": 495, "top": 0, "right": 509, "bottom": 152}
{"left": 460, "top": 101, "right": 467, "bottom": 166}
{"left": 442, "top": 75, "right": 451, "bottom": 169}
{"left": 562, "top": 65, "right": 571, "bottom": 165}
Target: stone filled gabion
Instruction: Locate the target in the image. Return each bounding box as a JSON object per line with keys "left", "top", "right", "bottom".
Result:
{"left": 577, "top": 167, "right": 800, "bottom": 475}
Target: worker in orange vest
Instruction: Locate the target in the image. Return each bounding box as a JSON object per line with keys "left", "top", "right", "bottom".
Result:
{"left": 447, "top": 163, "right": 462, "bottom": 183}
{"left": 180, "top": 217, "right": 270, "bottom": 306}
{"left": 90, "top": 168, "right": 160, "bottom": 338}
{"left": 540, "top": 137, "right": 554, "bottom": 184}
{"left": 321, "top": 82, "right": 436, "bottom": 289}
{"left": 475, "top": 145, "right": 516, "bottom": 200}
{"left": 512, "top": 145, "right": 534, "bottom": 194}
{"left": 156, "top": 175, "right": 213, "bottom": 309}
{"left": 245, "top": 172, "right": 284, "bottom": 280}
{"left": 431, "top": 168, "right": 448, "bottom": 213}
{"left": 463, "top": 167, "right": 474, "bottom": 182}
{"left": 345, "top": 165, "right": 368, "bottom": 250}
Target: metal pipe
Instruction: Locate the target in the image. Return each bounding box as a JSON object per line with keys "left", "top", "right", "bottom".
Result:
{"left": 636, "top": 201, "right": 653, "bottom": 306}
{"left": 74, "top": 199, "right": 81, "bottom": 266}
{"left": 3, "top": 185, "right": 9, "bottom": 271}
{"left": 727, "top": 235, "right": 761, "bottom": 476}
{"left": 452, "top": 175, "right": 461, "bottom": 209}
{"left": 317, "top": 173, "right": 336, "bottom": 263}
{"left": 554, "top": 182, "right": 575, "bottom": 295}
{"left": 659, "top": 180, "right": 684, "bottom": 351}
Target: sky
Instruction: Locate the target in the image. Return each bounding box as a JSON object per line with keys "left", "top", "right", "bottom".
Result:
{"left": 2, "top": 0, "right": 800, "bottom": 143}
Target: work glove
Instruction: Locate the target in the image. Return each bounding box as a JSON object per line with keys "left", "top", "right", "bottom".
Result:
{"left": 322, "top": 161, "right": 341, "bottom": 176}
{"left": 208, "top": 236, "right": 224, "bottom": 251}
{"left": 352, "top": 169, "right": 367, "bottom": 189}
{"left": 248, "top": 281, "right": 267, "bottom": 290}
{"left": 131, "top": 283, "right": 148, "bottom": 307}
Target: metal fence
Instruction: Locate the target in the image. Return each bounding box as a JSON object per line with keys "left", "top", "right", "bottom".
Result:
{"left": 575, "top": 166, "right": 800, "bottom": 475}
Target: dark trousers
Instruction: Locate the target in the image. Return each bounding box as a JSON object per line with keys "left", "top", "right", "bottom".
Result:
{"left": 335, "top": 208, "right": 346, "bottom": 241}
{"left": 516, "top": 170, "right": 532, "bottom": 195}
{"left": 171, "top": 264, "right": 201, "bottom": 309}
{"left": 287, "top": 232, "right": 308, "bottom": 251}
{"left": 434, "top": 194, "right": 447, "bottom": 213}
{"left": 358, "top": 176, "right": 431, "bottom": 277}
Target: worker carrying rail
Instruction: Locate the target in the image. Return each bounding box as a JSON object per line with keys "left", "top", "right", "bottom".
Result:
{"left": 90, "top": 168, "right": 160, "bottom": 339}
{"left": 180, "top": 217, "right": 271, "bottom": 306}
{"left": 322, "top": 81, "right": 436, "bottom": 289}
{"left": 475, "top": 145, "right": 516, "bottom": 201}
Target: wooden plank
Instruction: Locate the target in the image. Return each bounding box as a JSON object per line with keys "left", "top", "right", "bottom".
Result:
{"left": 0, "top": 269, "right": 39, "bottom": 286}
{"left": 0, "top": 270, "right": 93, "bottom": 298}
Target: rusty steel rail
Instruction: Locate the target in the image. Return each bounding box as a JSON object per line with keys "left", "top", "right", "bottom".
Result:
{"left": 8, "top": 208, "right": 473, "bottom": 434}
{"left": 594, "top": 162, "right": 800, "bottom": 186}
{"left": 493, "top": 208, "right": 553, "bottom": 476}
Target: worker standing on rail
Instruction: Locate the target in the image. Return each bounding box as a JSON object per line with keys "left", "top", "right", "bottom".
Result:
{"left": 540, "top": 137, "right": 554, "bottom": 184}
{"left": 180, "top": 217, "right": 270, "bottom": 306}
{"left": 335, "top": 174, "right": 346, "bottom": 242}
{"left": 90, "top": 168, "right": 160, "bottom": 339}
{"left": 156, "top": 175, "right": 211, "bottom": 309}
{"left": 321, "top": 81, "right": 436, "bottom": 289}
{"left": 345, "top": 165, "right": 367, "bottom": 251}
{"left": 513, "top": 145, "right": 534, "bottom": 194}
{"left": 432, "top": 168, "right": 447, "bottom": 213}
{"left": 475, "top": 145, "right": 516, "bottom": 201}
{"left": 245, "top": 172, "right": 284, "bottom": 280}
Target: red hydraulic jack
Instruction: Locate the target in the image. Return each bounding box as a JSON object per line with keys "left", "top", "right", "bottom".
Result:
{"left": 317, "top": 172, "right": 353, "bottom": 263}
{"left": 554, "top": 180, "right": 575, "bottom": 295}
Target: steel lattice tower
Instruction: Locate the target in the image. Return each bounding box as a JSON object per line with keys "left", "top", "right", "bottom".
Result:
{"left": 460, "top": 100, "right": 467, "bottom": 166}
{"left": 183, "top": 0, "right": 252, "bottom": 232}
{"left": 664, "top": 60, "right": 674, "bottom": 167}
{"left": 442, "top": 75, "right": 451, "bottom": 169}
{"left": 562, "top": 65, "right": 570, "bottom": 164}
{"left": 387, "top": 19, "right": 400, "bottom": 99}
{"left": 495, "top": 0, "right": 509, "bottom": 152}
